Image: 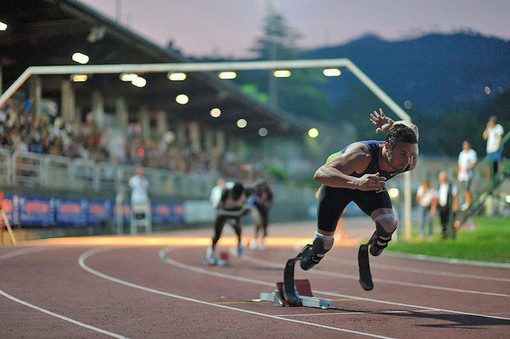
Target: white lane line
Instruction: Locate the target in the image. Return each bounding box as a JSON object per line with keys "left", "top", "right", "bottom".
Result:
{"left": 79, "top": 247, "right": 395, "bottom": 339}
{"left": 162, "top": 248, "right": 510, "bottom": 321}
{"left": 0, "top": 246, "right": 53, "bottom": 260}
{"left": 327, "top": 255, "right": 510, "bottom": 282}
{"left": 0, "top": 247, "right": 128, "bottom": 339}
{"left": 242, "top": 255, "right": 510, "bottom": 298}
{"left": 0, "top": 289, "right": 128, "bottom": 339}
{"left": 276, "top": 309, "right": 437, "bottom": 317}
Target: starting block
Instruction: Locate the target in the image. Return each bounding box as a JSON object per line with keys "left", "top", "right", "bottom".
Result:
{"left": 258, "top": 279, "right": 334, "bottom": 309}
{"left": 204, "top": 250, "right": 230, "bottom": 266}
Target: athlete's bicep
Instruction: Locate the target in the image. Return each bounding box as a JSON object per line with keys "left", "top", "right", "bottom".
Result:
{"left": 327, "top": 144, "right": 371, "bottom": 175}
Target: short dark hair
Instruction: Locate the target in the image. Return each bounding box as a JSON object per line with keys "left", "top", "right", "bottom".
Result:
{"left": 386, "top": 124, "right": 417, "bottom": 148}
{"left": 232, "top": 182, "right": 244, "bottom": 199}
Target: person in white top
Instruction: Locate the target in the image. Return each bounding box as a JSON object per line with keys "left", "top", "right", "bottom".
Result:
{"left": 129, "top": 169, "right": 150, "bottom": 204}
{"left": 431, "top": 172, "right": 458, "bottom": 239}
{"left": 483, "top": 116, "right": 504, "bottom": 177}
{"left": 457, "top": 140, "right": 477, "bottom": 210}
{"left": 416, "top": 178, "right": 436, "bottom": 238}
{"left": 128, "top": 169, "right": 150, "bottom": 223}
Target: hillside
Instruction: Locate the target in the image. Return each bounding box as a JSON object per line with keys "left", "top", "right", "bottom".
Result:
{"left": 302, "top": 32, "right": 510, "bottom": 115}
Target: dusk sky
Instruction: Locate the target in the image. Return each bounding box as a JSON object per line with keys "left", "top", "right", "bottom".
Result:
{"left": 80, "top": 0, "right": 510, "bottom": 58}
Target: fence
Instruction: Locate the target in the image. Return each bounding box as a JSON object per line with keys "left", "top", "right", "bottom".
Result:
{"left": 5, "top": 150, "right": 218, "bottom": 199}
{"left": 0, "top": 149, "right": 318, "bottom": 228}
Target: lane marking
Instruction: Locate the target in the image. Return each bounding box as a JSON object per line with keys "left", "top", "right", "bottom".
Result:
{"left": 0, "top": 290, "right": 128, "bottom": 339}
{"left": 0, "top": 247, "right": 128, "bottom": 339}
{"left": 80, "top": 247, "right": 394, "bottom": 339}
{"left": 162, "top": 247, "right": 510, "bottom": 321}
{"left": 242, "top": 255, "right": 510, "bottom": 298}
{"left": 0, "top": 246, "right": 53, "bottom": 260}
{"left": 276, "top": 309, "right": 438, "bottom": 317}
{"left": 327, "top": 255, "right": 510, "bottom": 282}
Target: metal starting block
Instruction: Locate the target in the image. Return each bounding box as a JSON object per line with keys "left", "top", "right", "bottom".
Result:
{"left": 258, "top": 279, "right": 334, "bottom": 309}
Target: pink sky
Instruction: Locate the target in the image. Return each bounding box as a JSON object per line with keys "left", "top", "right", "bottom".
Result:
{"left": 81, "top": 0, "right": 510, "bottom": 58}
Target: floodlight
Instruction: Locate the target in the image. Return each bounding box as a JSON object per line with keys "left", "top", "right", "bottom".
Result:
{"left": 273, "top": 70, "right": 291, "bottom": 78}
{"left": 219, "top": 71, "right": 237, "bottom": 80}
{"left": 176, "top": 94, "right": 189, "bottom": 104}
{"left": 168, "top": 72, "right": 186, "bottom": 81}
{"left": 72, "top": 52, "right": 89, "bottom": 64}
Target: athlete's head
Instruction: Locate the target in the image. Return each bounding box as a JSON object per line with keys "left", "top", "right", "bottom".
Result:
{"left": 385, "top": 124, "right": 418, "bottom": 171}
{"left": 231, "top": 182, "right": 245, "bottom": 200}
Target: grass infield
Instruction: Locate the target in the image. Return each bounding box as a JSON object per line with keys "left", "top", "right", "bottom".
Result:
{"left": 389, "top": 217, "right": 510, "bottom": 264}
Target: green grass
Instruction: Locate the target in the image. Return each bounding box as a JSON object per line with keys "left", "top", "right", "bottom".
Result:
{"left": 388, "top": 217, "right": 510, "bottom": 264}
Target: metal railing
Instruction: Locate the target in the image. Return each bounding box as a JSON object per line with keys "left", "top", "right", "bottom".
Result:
{"left": 3, "top": 149, "right": 218, "bottom": 199}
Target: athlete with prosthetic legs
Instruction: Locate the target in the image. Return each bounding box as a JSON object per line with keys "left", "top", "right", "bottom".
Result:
{"left": 300, "top": 109, "right": 419, "bottom": 275}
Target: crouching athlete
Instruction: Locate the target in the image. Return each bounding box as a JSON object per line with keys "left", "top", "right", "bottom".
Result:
{"left": 300, "top": 109, "right": 419, "bottom": 270}
{"left": 205, "top": 182, "right": 250, "bottom": 264}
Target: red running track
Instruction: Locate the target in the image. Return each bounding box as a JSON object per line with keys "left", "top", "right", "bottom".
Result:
{"left": 0, "top": 219, "right": 509, "bottom": 338}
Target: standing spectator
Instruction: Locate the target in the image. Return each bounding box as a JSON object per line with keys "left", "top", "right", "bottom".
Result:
{"left": 416, "top": 178, "right": 436, "bottom": 239}
{"left": 129, "top": 169, "right": 150, "bottom": 205}
{"left": 483, "top": 116, "right": 504, "bottom": 178}
{"left": 129, "top": 169, "right": 151, "bottom": 233}
{"left": 457, "top": 140, "right": 477, "bottom": 210}
{"left": 432, "top": 172, "right": 458, "bottom": 239}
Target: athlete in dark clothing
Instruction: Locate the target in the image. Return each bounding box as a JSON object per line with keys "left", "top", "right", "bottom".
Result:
{"left": 299, "top": 108, "right": 419, "bottom": 270}
{"left": 205, "top": 182, "right": 250, "bottom": 265}
{"left": 250, "top": 181, "right": 273, "bottom": 250}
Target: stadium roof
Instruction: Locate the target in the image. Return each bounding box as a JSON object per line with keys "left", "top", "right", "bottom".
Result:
{"left": 0, "top": 0, "right": 304, "bottom": 139}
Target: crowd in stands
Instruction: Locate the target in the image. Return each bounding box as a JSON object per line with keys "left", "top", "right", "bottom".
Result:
{"left": 0, "top": 99, "right": 250, "bottom": 179}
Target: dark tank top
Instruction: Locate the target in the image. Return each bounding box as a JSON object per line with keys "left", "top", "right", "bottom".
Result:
{"left": 327, "top": 140, "right": 403, "bottom": 181}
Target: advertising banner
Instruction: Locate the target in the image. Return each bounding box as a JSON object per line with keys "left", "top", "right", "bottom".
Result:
{"left": 55, "top": 199, "right": 87, "bottom": 226}
{"left": 87, "top": 200, "right": 113, "bottom": 225}
{"left": 17, "top": 196, "right": 55, "bottom": 227}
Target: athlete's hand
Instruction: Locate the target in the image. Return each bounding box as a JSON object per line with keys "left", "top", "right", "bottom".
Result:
{"left": 370, "top": 108, "right": 394, "bottom": 134}
{"left": 356, "top": 173, "right": 386, "bottom": 191}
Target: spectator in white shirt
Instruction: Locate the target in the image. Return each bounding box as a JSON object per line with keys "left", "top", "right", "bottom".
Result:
{"left": 483, "top": 116, "right": 504, "bottom": 178}
{"left": 129, "top": 169, "right": 150, "bottom": 204}
{"left": 457, "top": 140, "right": 477, "bottom": 210}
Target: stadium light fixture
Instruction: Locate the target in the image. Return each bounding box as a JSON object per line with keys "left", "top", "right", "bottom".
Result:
{"left": 131, "top": 76, "right": 146, "bottom": 87}
{"left": 258, "top": 127, "right": 268, "bottom": 137}
{"left": 210, "top": 108, "right": 221, "bottom": 118}
{"left": 72, "top": 52, "right": 89, "bottom": 64}
{"left": 218, "top": 71, "right": 237, "bottom": 80}
{"left": 323, "top": 68, "right": 341, "bottom": 77}
{"left": 71, "top": 74, "right": 88, "bottom": 82}
{"left": 273, "top": 70, "right": 291, "bottom": 78}
{"left": 236, "top": 118, "right": 247, "bottom": 128}
{"left": 120, "top": 73, "right": 138, "bottom": 81}
{"left": 307, "top": 127, "right": 319, "bottom": 138}
{"left": 168, "top": 72, "right": 186, "bottom": 81}
{"left": 0, "top": 22, "right": 7, "bottom": 31}
{"left": 176, "top": 94, "right": 189, "bottom": 104}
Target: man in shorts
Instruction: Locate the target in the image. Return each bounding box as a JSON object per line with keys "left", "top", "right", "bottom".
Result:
{"left": 299, "top": 108, "right": 419, "bottom": 270}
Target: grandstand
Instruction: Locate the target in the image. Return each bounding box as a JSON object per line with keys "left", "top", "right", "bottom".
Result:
{"left": 0, "top": 0, "right": 315, "bottom": 237}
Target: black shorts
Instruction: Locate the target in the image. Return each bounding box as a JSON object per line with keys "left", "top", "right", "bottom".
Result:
{"left": 317, "top": 185, "right": 393, "bottom": 233}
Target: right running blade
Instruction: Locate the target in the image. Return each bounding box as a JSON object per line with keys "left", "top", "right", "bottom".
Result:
{"left": 358, "top": 244, "right": 374, "bottom": 291}
{"left": 282, "top": 257, "right": 301, "bottom": 306}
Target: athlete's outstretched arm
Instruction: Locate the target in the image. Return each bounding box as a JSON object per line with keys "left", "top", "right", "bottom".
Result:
{"left": 370, "top": 108, "right": 419, "bottom": 141}
{"left": 314, "top": 143, "right": 386, "bottom": 190}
